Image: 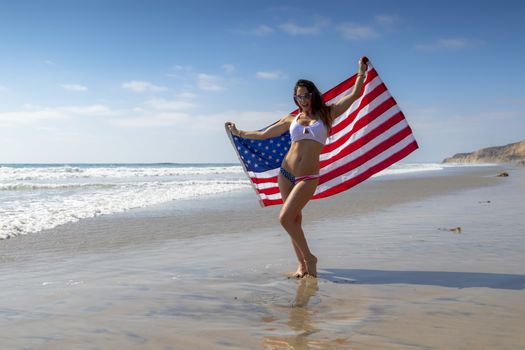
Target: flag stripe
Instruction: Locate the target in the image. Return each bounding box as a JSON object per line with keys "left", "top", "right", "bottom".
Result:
{"left": 320, "top": 110, "right": 406, "bottom": 168}
{"left": 315, "top": 140, "right": 419, "bottom": 199}
{"left": 226, "top": 60, "right": 418, "bottom": 207}
{"left": 329, "top": 81, "right": 387, "bottom": 135}
{"left": 320, "top": 99, "right": 400, "bottom": 162}
{"left": 319, "top": 127, "right": 416, "bottom": 187}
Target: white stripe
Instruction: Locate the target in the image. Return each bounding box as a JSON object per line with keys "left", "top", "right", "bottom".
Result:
{"left": 328, "top": 76, "right": 384, "bottom": 130}
{"left": 325, "top": 66, "right": 376, "bottom": 107}
{"left": 320, "top": 119, "right": 410, "bottom": 175}
{"left": 254, "top": 181, "right": 280, "bottom": 190}
{"left": 321, "top": 104, "right": 402, "bottom": 161}
{"left": 315, "top": 134, "right": 416, "bottom": 196}
{"left": 328, "top": 88, "right": 393, "bottom": 145}
{"left": 247, "top": 167, "right": 279, "bottom": 179}
{"left": 260, "top": 192, "right": 282, "bottom": 201}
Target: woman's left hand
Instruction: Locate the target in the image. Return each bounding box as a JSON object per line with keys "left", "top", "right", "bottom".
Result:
{"left": 358, "top": 57, "right": 368, "bottom": 74}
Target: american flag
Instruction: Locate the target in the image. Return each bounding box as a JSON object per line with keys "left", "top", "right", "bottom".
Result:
{"left": 226, "top": 59, "right": 418, "bottom": 207}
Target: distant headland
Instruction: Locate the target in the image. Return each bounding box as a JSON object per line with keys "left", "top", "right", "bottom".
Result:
{"left": 443, "top": 140, "right": 525, "bottom": 166}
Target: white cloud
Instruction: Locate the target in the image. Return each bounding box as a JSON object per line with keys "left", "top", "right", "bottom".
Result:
{"left": 60, "top": 83, "right": 88, "bottom": 92}
{"left": 0, "top": 85, "right": 8, "bottom": 92}
{"left": 112, "top": 112, "right": 191, "bottom": 128}
{"left": 374, "top": 14, "right": 399, "bottom": 27}
{"left": 336, "top": 15, "right": 398, "bottom": 41}
{"left": 112, "top": 108, "right": 288, "bottom": 131}
{"left": 177, "top": 92, "right": 197, "bottom": 99}
{"left": 144, "top": 98, "right": 195, "bottom": 110}
{"left": 256, "top": 71, "right": 286, "bottom": 80}
{"left": 0, "top": 104, "right": 113, "bottom": 125}
{"left": 122, "top": 80, "right": 168, "bottom": 92}
{"left": 415, "top": 37, "right": 484, "bottom": 51}
{"left": 167, "top": 65, "right": 193, "bottom": 79}
{"left": 338, "top": 23, "right": 378, "bottom": 40}
{"left": 278, "top": 16, "right": 329, "bottom": 36}
{"left": 236, "top": 25, "right": 275, "bottom": 37}
{"left": 43, "top": 60, "right": 57, "bottom": 66}
{"left": 222, "top": 64, "right": 235, "bottom": 74}
{"left": 252, "top": 25, "right": 275, "bottom": 36}
{"left": 279, "top": 21, "right": 322, "bottom": 35}
{"left": 197, "top": 74, "right": 224, "bottom": 91}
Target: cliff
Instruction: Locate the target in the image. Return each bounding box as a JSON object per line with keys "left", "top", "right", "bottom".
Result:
{"left": 442, "top": 140, "right": 525, "bottom": 165}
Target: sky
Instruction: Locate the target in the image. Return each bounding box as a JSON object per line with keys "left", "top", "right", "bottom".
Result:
{"left": 0, "top": 0, "right": 524, "bottom": 164}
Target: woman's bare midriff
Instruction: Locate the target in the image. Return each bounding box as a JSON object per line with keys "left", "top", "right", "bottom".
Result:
{"left": 281, "top": 140, "right": 324, "bottom": 176}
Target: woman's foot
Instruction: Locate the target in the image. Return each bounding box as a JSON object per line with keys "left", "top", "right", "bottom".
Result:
{"left": 304, "top": 255, "right": 318, "bottom": 278}
{"left": 293, "top": 263, "right": 308, "bottom": 278}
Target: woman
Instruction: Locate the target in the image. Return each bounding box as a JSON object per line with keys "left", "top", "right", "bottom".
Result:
{"left": 225, "top": 58, "right": 368, "bottom": 278}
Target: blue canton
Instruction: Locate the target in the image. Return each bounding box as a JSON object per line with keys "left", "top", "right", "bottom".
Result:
{"left": 232, "top": 131, "right": 291, "bottom": 172}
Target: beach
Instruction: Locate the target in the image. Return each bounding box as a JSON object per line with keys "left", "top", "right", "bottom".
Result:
{"left": 1, "top": 164, "right": 524, "bottom": 349}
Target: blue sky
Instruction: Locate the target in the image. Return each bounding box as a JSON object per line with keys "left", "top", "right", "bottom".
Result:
{"left": 0, "top": 0, "right": 524, "bottom": 163}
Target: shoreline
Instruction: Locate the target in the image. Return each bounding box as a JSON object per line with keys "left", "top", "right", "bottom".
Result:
{"left": 1, "top": 165, "right": 508, "bottom": 264}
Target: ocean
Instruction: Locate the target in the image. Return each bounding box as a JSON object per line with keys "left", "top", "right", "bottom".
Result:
{"left": 0, "top": 162, "right": 477, "bottom": 239}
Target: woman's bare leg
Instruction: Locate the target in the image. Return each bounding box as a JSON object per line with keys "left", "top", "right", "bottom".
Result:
{"left": 278, "top": 174, "right": 307, "bottom": 277}
{"left": 278, "top": 179, "right": 319, "bottom": 277}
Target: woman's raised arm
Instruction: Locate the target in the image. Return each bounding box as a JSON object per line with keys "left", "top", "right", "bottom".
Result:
{"left": 225, "top": 114, "right": 294, "bottom": 140}
{"left": 329, "top": 57, "right": 368, "bottom": 120}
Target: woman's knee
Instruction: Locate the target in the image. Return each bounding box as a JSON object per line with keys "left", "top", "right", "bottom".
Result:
{"left": 279, "top": 210, "right": 301, "bottom": 228}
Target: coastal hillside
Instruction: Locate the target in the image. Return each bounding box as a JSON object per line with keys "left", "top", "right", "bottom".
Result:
{"left": 443, "top": 140, "right": 525, "bottom": 165}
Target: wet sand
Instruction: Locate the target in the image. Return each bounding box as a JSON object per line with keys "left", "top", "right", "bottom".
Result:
{"left": 1, "top": 165, "right": 524, "bottom": 349}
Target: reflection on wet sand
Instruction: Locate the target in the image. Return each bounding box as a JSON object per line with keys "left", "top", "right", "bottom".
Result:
{"left": 262, "top": 278, "right": 351, "bottom": 350}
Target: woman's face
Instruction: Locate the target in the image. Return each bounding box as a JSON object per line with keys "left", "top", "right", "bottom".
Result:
{"left": 295, "top": 86, "right": 312, "bottom": 111}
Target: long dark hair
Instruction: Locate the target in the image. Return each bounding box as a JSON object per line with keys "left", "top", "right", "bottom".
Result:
{"left": 293, "top": 79, "right": 332, "bottom": 129}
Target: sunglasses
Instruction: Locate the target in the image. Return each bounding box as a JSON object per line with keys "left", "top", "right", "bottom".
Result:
{"left": 294, "top": 93, "right": 313, "bottom": 101}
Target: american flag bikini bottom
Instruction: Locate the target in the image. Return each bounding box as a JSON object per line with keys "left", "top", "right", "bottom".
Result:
{"left": 279, "top": 167, "right": 320, "bottom": 185}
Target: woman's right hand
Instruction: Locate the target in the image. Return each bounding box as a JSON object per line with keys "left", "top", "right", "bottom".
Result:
{"left": 225, "top": 121, "right": 240, "bottom": 136}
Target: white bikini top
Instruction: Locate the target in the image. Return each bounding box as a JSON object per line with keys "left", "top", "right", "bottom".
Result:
{"left": 289, "top": 114, "right": 328, "bottom": 145}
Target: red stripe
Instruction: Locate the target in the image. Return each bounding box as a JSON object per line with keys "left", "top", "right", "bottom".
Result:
{"left": 262, "top": 198, "right": 283, "bottom": 206}
{"left": 251, "top": 176, "right": 278, "bottom": 184}
{"left": 324, "top": 69, "right": 378, "bottom": 102}
{"left": 319, "top": 127, "right": 415, "bottom": 185}
{"left": 319, "top": 110, "right": 405, "bottom": 168}
{"left": 322, "top": 95, "right": 397, "bottom": 154}
{"left": 314, "top": 141, "right": 419, "bottom": 199}
{"left": 257, "top": 186, "right": 280, "bottom": 196}
{"left": 329, "top": 82, "right": 388, "bottom": 135}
